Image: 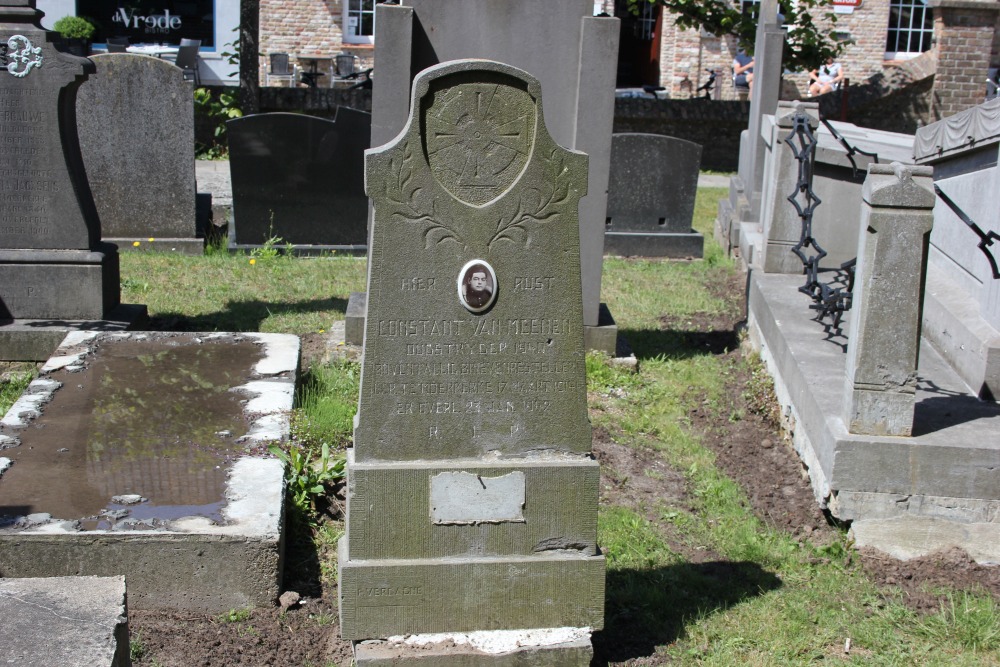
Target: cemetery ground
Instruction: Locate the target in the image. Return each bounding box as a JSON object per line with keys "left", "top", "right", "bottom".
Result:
{"left": 2, "top": 190, "right": 999, "bottom": 666}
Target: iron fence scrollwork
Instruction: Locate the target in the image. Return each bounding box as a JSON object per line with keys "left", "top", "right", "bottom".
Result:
{"left": 933, "top": 185, "right": 1000, "bottom": 280}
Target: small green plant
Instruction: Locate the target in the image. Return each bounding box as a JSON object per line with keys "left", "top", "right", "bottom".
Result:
{"left": 249, "top": 223, "right": 293, "bottom": 263}
{"left": 216, "top": 607, "right": 252, "bottom": 624}
{"left": 913, "top": 590, "right": 1000, "bottom": 651}
{"left": 129, "top": 633, "right": 147, "bottom": 661}
{"left": 269, "top": 441, "right": 346, "bottom": 515}
{"left": 194, "top": 87, "right": 242, "bottom": 159}
{"left": 53, "top": 15, "right": 96, "bottom": 40}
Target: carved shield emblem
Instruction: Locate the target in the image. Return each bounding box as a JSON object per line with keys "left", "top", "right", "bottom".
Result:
{"left": 423, "top": 80, "right": 535, "bottom": 207}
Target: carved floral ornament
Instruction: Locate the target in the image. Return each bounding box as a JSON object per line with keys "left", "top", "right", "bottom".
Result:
{"left": 2, "top": 35, "right": 43, "bottom": 78}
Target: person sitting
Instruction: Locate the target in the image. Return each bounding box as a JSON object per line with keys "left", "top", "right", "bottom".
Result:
{"left": 733, "top": 49, "right": 755, "bottom": 94}
{"left": 809, "top": 57, "right": 844, "bottom": 96}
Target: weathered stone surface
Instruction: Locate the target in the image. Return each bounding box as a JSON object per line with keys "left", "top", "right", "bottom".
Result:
{"left": 339, "top": 539, "right": 606, "bottom": 640}
{"left": 355, "top": 61, "right": 591, "bottom": 463}
{"left": 0, "top": 576, "right": 129, "bottom": 667}
{"left": 371, "top": 0, "right": 619, "bottom": 329}
{"left": 844, "top": 163, "right": 935, "bottom": 436}
{"left": 605, "top": 133, "right": 703, "bottom": 258}
{"left": 0, "top": 2, "right": 121, "bottom": 326}
{"left": 340, "top": 60, "right": 604, "bottom": 646}
{"left": 76, "top": 54, "right": 197, "bottom": 245}
{"left": 228, "top": 109, "right": 370, "bottom": 251}
{"left": 346, "top": 452, "right": 599, "bottom": 559}
{"left": 355, "top": 634, "right": 594, "bottom": 666}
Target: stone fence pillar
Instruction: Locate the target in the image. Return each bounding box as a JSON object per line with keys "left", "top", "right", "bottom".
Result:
{"left": 927, "top": 0, "right": 1000, "bottom": 120}
{"left": 760, "top": 101, "right": 820, "bottom": 273}
{"left": 844, "top": 163, "right": 935, "bottom": 436}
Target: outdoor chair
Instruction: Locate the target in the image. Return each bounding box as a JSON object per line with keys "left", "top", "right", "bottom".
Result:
{"left": 180, "top": 38, "right": 202, "bottom": 48}
{"left": 335, "top": 53, "right": 357, "bottom": 78}
{"left": 107, "top": 36, "right": 129, "bottom": 53}
{"left": 175, "top": 44, "right": 201, "bottom": 86}
{"left": 266, "top": 53, "right": 297, "bottom": 87}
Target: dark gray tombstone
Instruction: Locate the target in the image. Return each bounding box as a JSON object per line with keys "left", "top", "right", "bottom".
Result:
{"left": 605, "top": 133, "right": 704, "bottom": 258}
{"left": 0, "top": 1, "right": 144, "bottom": 361}
{"left": 359, "top": 0, "right": 620, "bottom": 354}
{"left": 227, "top": 109, "right": 370, "bottom": 253}
{"left": 340, "top": 60, "right": 604, "bottom": 664}
{"left": 76, "top": 53, "right": 200, "bottom": 254}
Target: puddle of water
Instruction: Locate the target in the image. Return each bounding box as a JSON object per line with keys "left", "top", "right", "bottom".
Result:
{"left": 0, "top": 334, "right": 264, "bottom": 528}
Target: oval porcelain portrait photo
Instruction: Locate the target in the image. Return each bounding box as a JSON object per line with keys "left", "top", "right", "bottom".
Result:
{"left": 457, "top": 260, "right": 497, "bottom": 313}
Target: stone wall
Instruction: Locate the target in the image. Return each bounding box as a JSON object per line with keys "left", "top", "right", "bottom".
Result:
{"left": 258, "top": 0, "right": 374, "bottom": 84}
{"left": 929, "top": 0, "right": 999, "bottom": 120}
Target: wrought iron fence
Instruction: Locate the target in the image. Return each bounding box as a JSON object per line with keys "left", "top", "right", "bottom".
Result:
{"left": 785, "top": 109, "right": 879, "bottom": 331}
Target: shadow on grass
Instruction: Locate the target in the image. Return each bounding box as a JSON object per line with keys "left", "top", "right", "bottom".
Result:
{"left": 622, "top": 327, "right": 741, "bottom": 362}
{"left": 147, "top": 296, "right": 350, "bottom": 332}
{"left": 592, "top": 560, "right": 782, "bottom": 664}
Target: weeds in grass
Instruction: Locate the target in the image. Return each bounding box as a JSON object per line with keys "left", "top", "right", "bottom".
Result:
{"left": 291, "top": 362, "right": 359, "bottom": 451}
{"left": 913, "top": 590, "right": 1000, "bottom": 651}
{"left": 0, "top": 371, "right": 32, "bottom": 415}
{"left": 216, "top": 608, "right": 252, "bottom": 624}
{"left": 742, "top": 349, "right": 782, "bottom": 428}
{"left": 269, "top": 441, "right": 346, "bottom": 516}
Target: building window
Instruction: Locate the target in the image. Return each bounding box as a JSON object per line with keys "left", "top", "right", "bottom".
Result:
{"left": 885, "top": 0, "right": 933, "bottom": 58}
{"left": 343, "top": 0, "right": 386, "bottom": 45}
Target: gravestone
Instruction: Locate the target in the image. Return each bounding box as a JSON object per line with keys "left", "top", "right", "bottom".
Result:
{"left": 228, "top": 109, "right": 370, "bottom": 254}
{"left": 346, "top": 0, "right": 620, "bottom": 355}
{"left": 0, "top": 1, "right": 143, "bottom": 361}
{"left": 76, "top": 53, "right": 200, "bottom": 254}
{"left": 339, "top": 60, "right": 605, "bottom": 665}
{"left": 605, "top": 133, "right": 704, "bottom": 258}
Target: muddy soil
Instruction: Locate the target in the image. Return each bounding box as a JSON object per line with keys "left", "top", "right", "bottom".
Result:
{"left": 125, "top": 296, "right": 999, "bottom": 666}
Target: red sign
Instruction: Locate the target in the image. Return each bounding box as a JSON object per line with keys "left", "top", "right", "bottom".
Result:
{"left": 832, "top": 0, "right": 863, "bottom": 6}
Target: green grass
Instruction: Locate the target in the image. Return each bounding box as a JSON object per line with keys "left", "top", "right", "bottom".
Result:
{"left": 119, "top": 252, "right": 367, "bottom": 333}
{"left": 109, "top": 188, "right": 1000, "bottom": 664}
{"left": 0, "top": 370, "right": 32, "bottom": 415}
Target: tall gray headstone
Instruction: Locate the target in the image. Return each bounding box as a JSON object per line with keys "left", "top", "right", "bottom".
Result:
{"left": 76, "top": 53, "right": 199, "bottom": 254}
{"left": 605, "top": 133, "right": 704, "bottom": 258}
{"left": 355, "top": 0, "right": 620, "bottom": 354}
{"left": 0, "top": 1, "right": 141, "bottom": 361}
{"left": 844, "top": 163, "right": 935, "bottom": 436}
{"left": 339, "top": 60, "right": 604, "bottom": 664}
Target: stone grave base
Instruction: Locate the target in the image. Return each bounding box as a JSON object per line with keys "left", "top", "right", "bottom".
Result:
{"left": 339, "top": 537, "right": 605, "bottom": 639}
{"left": 346, "top": 293, "right": 621, "bottom": 357}
{"left": 746, "top": 272, "right": 1000, "bottom": 561}
{"left": 0, "top": 332, "right": 298, "bottom": 611}
{"left": 0, "top": 303, "right": 148, "bottom": 361}
{"left": 0, "top": 246, "right": 120, "bottom": 321}
{"left": 604, "top": 230, "right": 704, "bottom": 259}
{"left": 354, "top": 632, "right": 593, "bottom": 666}
{"left": 109, "top": 237, "right": 205, "bottom": 255}
{"left": 0, "top": 576, "right": 129, "bottom": 667}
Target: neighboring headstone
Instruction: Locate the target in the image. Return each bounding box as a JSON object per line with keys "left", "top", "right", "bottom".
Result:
{"left": 76, "top": 53, "right": 200, "bottom": 254}
{"left": 844, "top": 163, "right": 935, "bottom": 436}
{"left": 361, "top": 0, "right": 620, "bottom": 354}
{"left": 339, "top": 60, "right": 604, "bottom": 663}
{"left": 0, "top": 1, "right": 143, "bottom": 361}
{"left": 605, "top": 133, "right": 703, "bottom": 258}
{"left": 915, "top": 97, "right": 1000, "bottom": 400}
{"left": 228, "top": 109, "right": 370, "bottom": 253}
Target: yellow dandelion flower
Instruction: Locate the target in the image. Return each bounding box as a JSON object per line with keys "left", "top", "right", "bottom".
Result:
{"left": 148, "top": 237, "right": 155, "bottom": 242}
{"left": 249, "top": 258, "right": 256, "bottom": 265}
{"left": 132, "top": 241, "right": 141, "bottom": 247}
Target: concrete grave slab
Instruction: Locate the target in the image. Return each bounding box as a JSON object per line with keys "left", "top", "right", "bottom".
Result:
{"left": 0, "top": 575, "right": 129, "bottom": 667}
{"left": 0, "top": 331, "right": 298, "bottom": 611}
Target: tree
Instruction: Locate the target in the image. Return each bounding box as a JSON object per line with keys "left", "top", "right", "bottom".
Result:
{"left": 629, "top": 0, "right": 846, "bottom": 72}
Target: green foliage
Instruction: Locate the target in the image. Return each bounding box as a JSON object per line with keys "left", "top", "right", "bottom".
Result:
{"left": 216, "top": 607, "right": 252, "bottom": 624}
{"left": 220, "top": 27, "right": 240, "bottom": 78}
{"left": 194, "top": 87, "right": 243, "bottom": 159}
{"left": 911, "top": 591, "right": 1000, "bottom": 651}
{"left": 0, "top": 371, "right": 32, "bottom": 416}
{"left": 630, "top": 0, "right": 846, "bottom": 72}
{"left": 291, "top": 361, "right": 360, "bottom": 451}
{"left": 742, "top": 349, "right": 782, "bottom": 427}
{"left": 53, "top": 15, "right": 96, "bottom": 40}
{"left": 269, "top": 441, "right": 346, "bottom": 516}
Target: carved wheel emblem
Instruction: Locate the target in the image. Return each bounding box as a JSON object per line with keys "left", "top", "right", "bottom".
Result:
{"left": 4, "top": 35, "right": 43, "bottom": 78}
{"left": 424, "top": 82, "right": 535, "bottom": 207}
